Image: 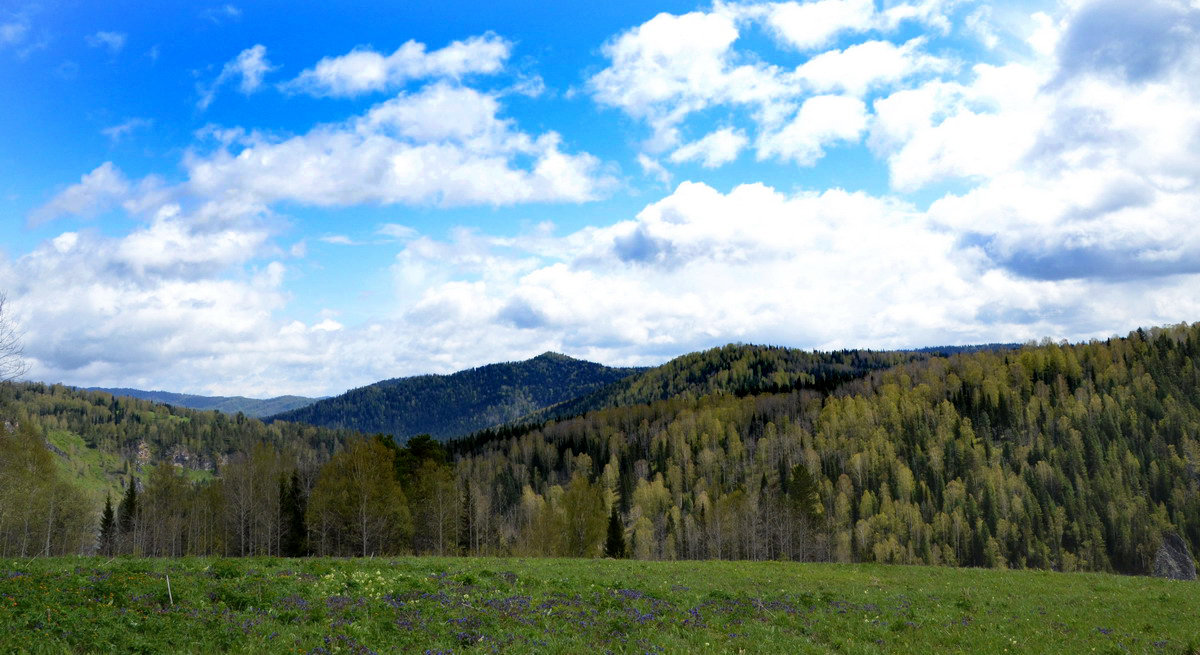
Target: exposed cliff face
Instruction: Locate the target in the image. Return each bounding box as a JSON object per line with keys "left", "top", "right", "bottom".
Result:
{"left": 1154, "top": 533, "right": 1197, "bottom": 581}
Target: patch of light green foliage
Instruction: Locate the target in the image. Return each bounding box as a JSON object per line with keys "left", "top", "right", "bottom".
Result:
{"left": 45, "top": 429, "right": 132, "bottom": 503}
{"left": 0, "top": 557, "right": 1196, "bottom": 654}
{"left": 44, "top": 428, "right": 214, "bottom": 505}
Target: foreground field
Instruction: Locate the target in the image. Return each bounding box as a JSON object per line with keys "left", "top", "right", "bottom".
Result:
{"left": 0, "top": 557, "right": 1196, "bottom": 654}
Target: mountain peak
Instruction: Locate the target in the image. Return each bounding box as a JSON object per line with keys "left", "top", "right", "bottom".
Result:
{"left": 268, "top": 352, "right": 642, "bottom": 439}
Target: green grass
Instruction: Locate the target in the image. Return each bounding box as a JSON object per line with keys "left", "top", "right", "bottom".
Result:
{"left": 46, "top": 429, "right": 131, "bottom": 503}
{"left": 46, "top": 429, "right": 213, "bottom": 505}
{"left": 0, "top": 557, "right": 1196, "bottom": 653}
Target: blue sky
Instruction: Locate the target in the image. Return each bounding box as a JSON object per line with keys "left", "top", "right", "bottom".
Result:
{"left": 3, "top": 0, "right": 1200, "bottom": 397}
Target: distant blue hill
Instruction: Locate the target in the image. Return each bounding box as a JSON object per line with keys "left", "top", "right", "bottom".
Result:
{"left": 87, "top": 387, "right": 320, "bottom": 418}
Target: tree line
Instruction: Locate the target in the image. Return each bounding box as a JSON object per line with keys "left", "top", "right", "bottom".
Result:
{"left": 2, "top": 325, "right": 1199, "bottom": 574}
{"left": 92, "top": 436, "right": 456, "bottom": 558}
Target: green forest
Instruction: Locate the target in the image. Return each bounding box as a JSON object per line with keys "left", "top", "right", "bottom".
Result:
{"left": 1, "top": 325, "right": 1198, "bottom": 578}
{"left": 267, "top": 351, "right": 644, "bottom": 439}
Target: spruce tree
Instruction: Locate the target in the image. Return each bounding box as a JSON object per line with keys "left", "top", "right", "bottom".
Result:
{"left": 604, "top": 506, "right": 626, "bottom": 558}
{"left": 98, "top": 494, "right": 115, "bottom": 556}
{"left": 280, "top": 470, "right": 308, "bottom": 557}
{"left": 117, "top": 477, "right": 138, "bottom": 535}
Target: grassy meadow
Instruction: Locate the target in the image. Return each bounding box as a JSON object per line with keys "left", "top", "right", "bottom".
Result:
{"left": 0, "top": 557, "right": 1196, "bottom": 654}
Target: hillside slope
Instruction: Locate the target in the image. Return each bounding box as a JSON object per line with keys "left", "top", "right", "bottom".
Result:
{"left": 88, "top": 387, "right": 319, "bottom": 418}
{"left": 267, "top": 352, "right": 644, "bottom": 440}
{"left": 517, "top": 344, "right": 937, "bottom": 427}
{"left": 0, "top": 383, "right": 358, "bottom": 504}
{"left": 447, "top": 325, "right": 1200, "bottom": 574}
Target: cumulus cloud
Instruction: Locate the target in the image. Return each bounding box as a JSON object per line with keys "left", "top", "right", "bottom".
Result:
{"left": 13, "top": 0, "right": 1200, "bottom": 397}
{"left": 1, "top": 201, "right": 292, "bottom": 394}
{"left": 764, "top": 0, "right": 877, "bottom": 50}
{"left": 869, "top": 63, "right": 1041, "bottom": 190}
{"left": 793, "top": 38, "right": 950, "bottom": 96}
{"left": 367, "top": 180, "right": 1200, "bottom": 372}
{"left": 283, "top": 34, "right": 510, "bottom": 97}
{"left": 185, "top": 82, "right": 611, "bottom": 207}
{"left": 589, "top": 9, "right": 784, "bottom": 149}
{"left": 589, "top": 2, "right": 955, "bottom": 167}
{"left": 198, "top": 44, "right": 275, "bottom": 109}
{"left": 756, "top": 94, "right": 868, "bottom": 165}
{"left": 18, "top": 45, "right": 614, "bottom": 392}
{"left": 870, "top": 0, "right": 1200, "bottom": 280}
{"left": 18, "top": 171, "right": 1200, "bottom": 396}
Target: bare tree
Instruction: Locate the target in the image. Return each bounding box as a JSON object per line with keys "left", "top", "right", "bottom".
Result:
{"left": 0, "top": 294, "right": 28, "bottom": 383}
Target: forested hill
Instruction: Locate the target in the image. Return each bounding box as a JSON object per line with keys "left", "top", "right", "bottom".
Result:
{"left": 448, "top": 324, "right": 1200, "bottom": 574}
{"left": 87, "top": 388, "right": 319, "bottom": 418}
{"left": 514, "top": 344, "right": 932, "bottom": 428}
{"left": 267, "top": 352, "right": 644, "bottom": 440}
{"left": 5, "top": 326, "right": 1200, "bottom": 573}
{"left": 0, "top": 382, "right": 358, "bottom": 503}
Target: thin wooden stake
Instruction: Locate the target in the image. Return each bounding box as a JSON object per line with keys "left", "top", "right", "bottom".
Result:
{"left": 166, "top": 572, "right": 174, "bottom": 606}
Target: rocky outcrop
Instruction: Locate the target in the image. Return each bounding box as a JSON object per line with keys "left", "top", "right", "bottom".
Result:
{"left": 1153, "top": 532, "right": 1197, "bottom": 581}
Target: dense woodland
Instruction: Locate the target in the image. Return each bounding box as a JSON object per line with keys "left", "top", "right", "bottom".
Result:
{"left": 451, "top": 327, "right": 1200, "bottom": 573}
{"left": 0, "top": 326, "right": 1198, "bottom": 577}
{"left": 268, "top": 351, "right": 643, "bottom": 439}
{"left": 521, "top": 344, "right": 931, "bottom": 424}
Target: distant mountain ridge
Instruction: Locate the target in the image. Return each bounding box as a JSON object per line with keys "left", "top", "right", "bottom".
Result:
{"left": 87, "top": 387, "right": 320, "bottom": 418}
{"left": 266, "top": 352, "right": 645, "bottom": 440}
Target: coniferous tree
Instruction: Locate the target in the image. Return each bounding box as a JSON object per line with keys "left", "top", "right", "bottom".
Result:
{"left": 605, "top": 506, "right": 626, "bottom": 558}
{"left": 117, "top": 477, "right": 138, "bottom": 538}
{"left": 98, "top": 494, "right": 115, "bottom": 556}
{"left": 280, "top": 470, "right": 308, "bottom": 557}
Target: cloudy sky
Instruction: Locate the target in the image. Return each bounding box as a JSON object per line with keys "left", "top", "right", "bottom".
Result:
{"left": 2, "top": 0, "right": 1199, "bottom": 397}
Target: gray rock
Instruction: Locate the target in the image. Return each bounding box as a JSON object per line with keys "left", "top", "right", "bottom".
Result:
{"left": 1153, "top": 532, "right": 1197, "bottom": 581}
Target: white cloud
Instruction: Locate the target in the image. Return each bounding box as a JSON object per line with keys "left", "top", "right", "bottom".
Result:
{"left": 589, "top": 4, "right": 952, "bottom": 165}
{"left": 283, "top": 34, "right": 510, "bottom": 98}
{"left": 29, "top": 162, "right": 131, "bottom": 225}
{"left": 86, "top": 31, "right": 126, "bottom": 54}
{"left": 202, "top": 4, "right": 242, "bottom": 23}
{"left": 589, "top": 9, "right": 785, "bottom": 149}
{"left": 15, "top": 0, "right": 1200, "bottom": 398}
{"left": 101, "top": 118, "right": 152, "bottom": 143}
{"left": 15, "top": 171, "right": 1200, "bottom": 396}
{"left": 198, "top": 44, "right": 275, "bottom": 110}
{"left": 964, "top": 6, "right": 999, "bottom": 49}
{"left": 793, "top": 38, "right": 950, "bottom": 96}
{"left": 880, "top": 0, "right": 961, "bottom": 34}
{"left": 756, "top": 94, "right": 868, "bottom": 165}
{"left": 869, "top": 62, "right": 1042, "bottom": 190}
{"left": 669, "top": 127, "right": 747, "bottom": 167}
{"left": 1027, "top": 11, "right": 1059, "bottom": 57}
{"left": 185, "top": 82, "right": 611, "bottom": 207}
{"left": 377, "top": 223, "right": 418, "bottom": 240}
{"left": 870, "top": 0, "right": 1200, "bottom": 281}
{"left": 360, "top": 180, "right": 1200, "bottom": 374}
{"left": 637, "top": 154, "right": 671, "bottom": 184}
{"left": 764, "top": 0, "right": 877, "bottom": 50}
